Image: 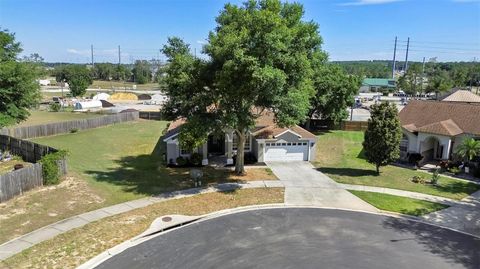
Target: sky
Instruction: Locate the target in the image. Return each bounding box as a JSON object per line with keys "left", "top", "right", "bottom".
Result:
{"left": 1, "top": 0, "right": 479, "bottom": 63}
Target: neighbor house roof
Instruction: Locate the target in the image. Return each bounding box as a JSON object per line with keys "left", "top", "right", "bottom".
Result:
{"left": 441, "top": 89, "right": 480, "bottom": 103}
{"left": 362, "top": 78, "right": 396, "bottom": 88}
{"left": 163, "top": 110, "right": 316, "bottom": 141}
{"left": 399, "top": 100, "right": 480, "bottom": 136}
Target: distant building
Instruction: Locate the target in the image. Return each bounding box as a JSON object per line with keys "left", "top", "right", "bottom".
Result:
{"left": 360, "top": 78, "right": 396, "bottom": 93}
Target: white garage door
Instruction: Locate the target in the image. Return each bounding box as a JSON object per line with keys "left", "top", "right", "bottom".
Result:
{"left": 264, "top": 142, "right": 309, "bottom": 162}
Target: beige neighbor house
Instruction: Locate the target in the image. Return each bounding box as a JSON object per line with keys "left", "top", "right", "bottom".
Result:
{"left": 163, "top": 111, "right": 317, "bottom": 165}
{"left": 398, "top": 99, "right": 480, "bottom": 164}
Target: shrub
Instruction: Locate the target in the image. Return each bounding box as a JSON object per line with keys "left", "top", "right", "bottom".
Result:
{"left": 70, "top": 128, "right": 79, "bottom": 133}
{"left": 190, "top": 153, "right": 203, "bottom": 166}
{"left": 39, "top": 150, "right": 67, "bottom": 185}
{"left": 411, "top": 175, "right": 426, "bottom": 184}
{"left": 176, "top": 156, "right": 187, "bottom": 167}
{"left": 431, "top": 169, "right": 440, "bottom": 185}
{"left": 474, "top": 167, "right": 480, "bottom": 178}
{"left": 233, "top": 152, "right": 258, "bottom": 165}
{"left": 408, "top": 153, "right": 423, "bottom": 166}
{"left": 449, "top": 167, "right": 461, "bottom": 175}
{"left": 49, "top": 102, "right": 61, "bottom": 112}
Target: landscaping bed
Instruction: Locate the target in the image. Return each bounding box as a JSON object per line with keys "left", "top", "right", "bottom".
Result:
{"left": 315, "top": 131, "right": 480, "bottom": 200}
{"left": 1, "top": 188, "right": 284, "bottom": 269}
{"left": 349, "top": 190, "right": 448, "bottom": 216}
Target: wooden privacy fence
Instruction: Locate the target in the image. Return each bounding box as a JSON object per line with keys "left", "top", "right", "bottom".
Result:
{"left": 0, "top": 163, "right": 43, "bottom": 202}
{"left": 0, "top": 134, "right": 68, "bottom": 202}
{"left": 340, "top": 121, "right": 369, "bottom": 131}
{"left": 0, "top": 135, "right": 57, "bottom": 162}
{"left": 0, "top": 111, "right": 139, "bottom": 139}
{"left": 139, "top": 111, "right": 163, "bottom": 121}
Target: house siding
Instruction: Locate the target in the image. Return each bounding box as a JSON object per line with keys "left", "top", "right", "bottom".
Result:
{"left": 166, "top": 142, "right": 179, "bottom": 164}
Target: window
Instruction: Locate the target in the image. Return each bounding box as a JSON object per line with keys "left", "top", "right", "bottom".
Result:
{"left": 303, "top": 142, "right": 307, "bottom": 146}
{"left": 180, "top": 147, "right": 190, "bottom": 155}
{"left": 266, "top": 143, "right": 270, "bottom": 146}
{"left": 281, "top": 143, "right": 286, "bottom": 146}
{"left": 287, "top": 143, "right": 292, "bottom": 146}
{"left": 400, "top": 135, "right": 408, "bottom": 152}
{"left": 233, "top": 134, "right": 251, "bottom": 151}
{"left": 292, "top": 143, "right": 296, "bottom": 146}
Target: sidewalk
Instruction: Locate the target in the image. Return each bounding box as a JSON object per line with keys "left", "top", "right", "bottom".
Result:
{"left": 0, "top": 180, "right": 278, "bottom": 261}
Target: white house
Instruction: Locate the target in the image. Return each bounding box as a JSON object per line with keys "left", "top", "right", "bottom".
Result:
{"left": 163, "top": 110, "right": 317, "bottom": 165}
{"left": 399, "top": 100, "right": 480, "bottom": 164}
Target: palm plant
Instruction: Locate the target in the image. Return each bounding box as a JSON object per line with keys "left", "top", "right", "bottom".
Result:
{"left": 456, "top": 138, "right": 480, "bottom": 164}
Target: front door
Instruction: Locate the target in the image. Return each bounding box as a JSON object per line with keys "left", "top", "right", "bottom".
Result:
{"left": 208, "top": 135, "right": 224, "bottom": 155}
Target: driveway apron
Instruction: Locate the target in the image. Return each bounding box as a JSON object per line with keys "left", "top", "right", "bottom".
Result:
{"left": 267, "top": 162, "right": 378, "bottom": 212}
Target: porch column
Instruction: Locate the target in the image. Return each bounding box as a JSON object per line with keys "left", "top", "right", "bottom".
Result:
{"left": 226, "top": 132, "right": 233, "bottom": 165}
{"left": 444, "top": 139, "right": 452, "bottom": 160}
{"left": 202, "top": 143, "right": 208, "bottom": 165}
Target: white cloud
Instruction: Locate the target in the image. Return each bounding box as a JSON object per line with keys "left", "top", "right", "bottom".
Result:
{"left": 339, "top": 0, "right": 402, "bottom": 6}
{"left": 196, "top": 40, "right": 207, "bottom": 45}
{"left": 66, "top": 48, "right": 89, "bottom": 56}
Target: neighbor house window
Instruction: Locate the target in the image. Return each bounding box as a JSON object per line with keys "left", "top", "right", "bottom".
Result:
{"left": 400, "top": 135, "right": 408, "bottom": 152}
{"left": 233, "top": 134, "right": 251, "bottom": 151}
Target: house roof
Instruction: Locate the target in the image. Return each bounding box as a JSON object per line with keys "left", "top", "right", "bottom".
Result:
{"left": 163, "top": 110, "right": 316, "bottom": 141}
{"left": 399, "top": 100, "right": 480, "bottom": 136}
{"left": 362, "top": 78, "right": 396, "bottom": 88}
{"left": 441, "top": 89, "right": 480, "bottom": 103}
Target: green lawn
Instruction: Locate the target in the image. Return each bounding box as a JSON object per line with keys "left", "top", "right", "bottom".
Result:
{"left": 0, "top": 157, "right": 31, "bottom": 175}
{"left": 349, "top": 190, "right": 448, "bottom": 216}
{"left": 14, "top": 110, "right": 101, "bottom": 127}
{"left": 0, "top": 120, "right": 276, "bottom": 244}
{"left": 32, "top": 120, "right": 275, "bottom": 204}
{"left": 314, "top": 131, "right": 480, "bottom": 200}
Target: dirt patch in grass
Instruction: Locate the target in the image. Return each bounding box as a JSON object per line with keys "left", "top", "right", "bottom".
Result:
{"left": 0, "top": 173, "right": 105, "bottom": 244}
{"left": 1, "top": 188, "right": 284, "bottom": 269}
{"left": 349, "top": 190, "right": 448, "bottom": 216}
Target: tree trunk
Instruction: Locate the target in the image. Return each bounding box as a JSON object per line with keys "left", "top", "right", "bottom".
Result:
{"left": 235, "top": 130, "right": 246, "bottom": 175}
{"left": 376, "top": 164, "right": 380, "bottom": 175}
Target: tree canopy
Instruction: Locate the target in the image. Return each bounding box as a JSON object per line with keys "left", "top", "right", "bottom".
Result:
{"left": 362, "top": 102, "right": 402, "bottom": 174}
{"left": 162, "top": 0, "right": 327, "bottom": 174}
{"left": 308, "top": 64, "right": 360, "bottom": 124}
{"left": 0, "top": 29, "right": 41, "bottom": 127}
{"left": 132, "top": 60, "right": 152, "bottom": 84}
{"left": 55, "top": 65, "right": 92, "bottom": 97}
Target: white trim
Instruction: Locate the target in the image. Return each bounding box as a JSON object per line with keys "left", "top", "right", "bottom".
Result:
{"left": 163, "top": 133, "right": 179, "bottom": 142}
{"left": 226, "top": 158, "right": 233, "bottom": 165}
{"left": 202, "top": 159, "right": 208, "bottom": 165}
{"left": 274, "top": 129, "right": 302, "bottom": 139}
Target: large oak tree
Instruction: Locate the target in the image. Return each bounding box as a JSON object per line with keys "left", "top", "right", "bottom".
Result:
{"left": 162, "top": 0, "right": 327, "bottom": 174}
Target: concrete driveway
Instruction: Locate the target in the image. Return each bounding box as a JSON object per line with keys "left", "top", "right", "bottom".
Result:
{"left": 267, "top": 162, "right": 377, "bottom": 212}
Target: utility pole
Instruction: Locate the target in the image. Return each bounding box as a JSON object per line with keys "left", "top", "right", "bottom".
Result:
{"left": 421, "top": 57, "right": 426, "bottom": 92}
{"left": 404, "top": 37, "right": 410, "bottom": 72}
{"left": 392, "top": 36, "right": 397, "bottom": 79}
{"left": 90, "top": 44, "right": 94, "bottom": 67}
{"left": 118, "top": 45, "right": 121, "bottom": 65}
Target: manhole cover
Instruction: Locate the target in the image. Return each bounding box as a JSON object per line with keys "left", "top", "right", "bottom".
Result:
{"left": 162, "top": 216, "right": 172, "bottom": 222}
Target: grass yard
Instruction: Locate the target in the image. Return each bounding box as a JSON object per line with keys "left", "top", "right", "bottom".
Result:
{"left": 14, "top": 110, "right": 101, "bottom": 127}
{"left": 0, "top": 158, "right": 31, "bottom": 175}
{"left": 90, "top": 80, "right": 161, "bottom": 90}
{"left": 314, "top": 131, "right": 480, "bottom": 200}
{"left": 0, "top": 120, "right": 276, "bottom": 244}
{"left": 1, "top": 188, "right": 284, "bottom": 269}
{"left": 349, "top": 190, "right": 448, "bottom": 216}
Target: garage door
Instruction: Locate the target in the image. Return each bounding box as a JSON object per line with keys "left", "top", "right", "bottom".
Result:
{"left": 264, "top": 142, "right": 309, "bottom": 162}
